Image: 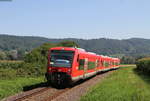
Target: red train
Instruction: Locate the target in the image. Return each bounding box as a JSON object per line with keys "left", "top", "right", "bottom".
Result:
{"left": 45, "top": 47, "right": 120, "bottom": 87}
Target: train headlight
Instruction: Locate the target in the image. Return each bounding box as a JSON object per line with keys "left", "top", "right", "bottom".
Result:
{"left": 58, "top": 69, "right": 62, "bottom": 72}
{"left": 49, "top": 68, "right": 51, "bottom": 71}
{"left": 68, "top": 69, "right": 71, "bottom": 73}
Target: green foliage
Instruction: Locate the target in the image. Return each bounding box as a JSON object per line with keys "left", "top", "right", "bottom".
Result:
{"left": 16, "top": 63, "right": 46, "bottom": 77}
{"left": 80, "top": 66, "right": 150, "bottom": 101}
{"left": 0, "top": 62, "right": 45, "bottom": 80}
{"left": 136, "top": 57, "right": 150, "bottom": 73}
{"left": 121, "top": 56, "right": 136, "bottom": 64}
{"left": 0, "top": 61, "right": 23, "bottom": 69}
{"left": 0, "top": 68, "right": 17, "bottom": 80}
{"left": 25, "top": 43, "right": 54, "bottom": 63}
{"left": 0, "top": 51, "right": 7, "bottom": 60}
{"left": 58, "top": 41, "right": 79, "bottom": 47}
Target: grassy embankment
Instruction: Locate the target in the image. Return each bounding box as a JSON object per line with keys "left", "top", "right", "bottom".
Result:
{"left": 81, "top": 66, "right": 150, "bottom": 101}
{"left": 0, "top": 61, "right": 46, "bottom": 100}
{"left": 0, "top": 77, "right": 45, "bottom": 100}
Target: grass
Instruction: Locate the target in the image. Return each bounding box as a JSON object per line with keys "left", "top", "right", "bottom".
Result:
{"left": 0, "top": 76, "right": 45, "bottom": 100}
{"left": 80, "top": 66, "right": 150, "bottom": 101}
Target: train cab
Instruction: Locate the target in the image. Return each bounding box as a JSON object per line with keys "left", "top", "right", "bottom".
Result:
{"left": 46, "top": 47, "right": 76, "bottom": 86}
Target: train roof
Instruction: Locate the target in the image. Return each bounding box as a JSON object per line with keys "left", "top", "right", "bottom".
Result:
{"left": 50, "top": 47, "right": 87, "bottom": 53}
{"left": 50, "top": 47, "right": 120, "bottom": 60}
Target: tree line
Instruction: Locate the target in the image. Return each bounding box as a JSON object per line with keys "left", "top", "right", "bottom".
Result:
{"left": 1, "top": 34, "right": 150, "bottom": 64}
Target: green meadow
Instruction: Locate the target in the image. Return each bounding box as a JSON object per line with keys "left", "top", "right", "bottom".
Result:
{"left": 81, "top": 66, "right": 150, "bottom": 101}
{"left": 0, "top": 77, "right": 45, "bottom": 100}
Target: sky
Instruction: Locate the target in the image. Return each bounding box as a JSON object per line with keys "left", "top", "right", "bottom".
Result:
{"left": 0, "top": 0, "right": 150, "bottom": 39}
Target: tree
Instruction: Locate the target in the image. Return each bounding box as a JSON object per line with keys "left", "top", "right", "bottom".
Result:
{"left": 58, "top": 41, "right": 79, "bottom": 48}
{"left": 0, "top": 51, "right": 7, "bottom": 60}
{"left": 8, "top": 50, "right": 18, "bottom": 60}
{"left": 121, "top": 56, "right": 136, "bottom": 64}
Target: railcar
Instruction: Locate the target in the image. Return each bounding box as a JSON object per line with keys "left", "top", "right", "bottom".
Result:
{"left": 45, "top": 47, "right": 120, "bottom": 87}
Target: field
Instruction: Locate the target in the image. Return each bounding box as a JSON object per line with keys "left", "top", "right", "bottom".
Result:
{"left": 0, "top": 76, "right": 45, "bottom": 100}
{"left": 80, "top": 66, "right": 150, "bottom": 101}
{"left": 1, "top": 62, "right": 150, "bottom": 101}
{"left": 0, "top": 60, "right": 46, "bottom": 100}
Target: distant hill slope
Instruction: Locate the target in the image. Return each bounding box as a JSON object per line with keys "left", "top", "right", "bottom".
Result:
{"left": 0, "top": 35, "right": 50, "bottom": 51}
{"left": 0, "top": 34, "right": 150, "bottom": 57}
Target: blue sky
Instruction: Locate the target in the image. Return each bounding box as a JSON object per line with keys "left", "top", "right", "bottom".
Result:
{"left": 0, "top": 0, "right": 150, "bottom": 39}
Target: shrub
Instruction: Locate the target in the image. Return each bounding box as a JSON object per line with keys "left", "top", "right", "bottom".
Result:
{"left": 20, "top": 63, "right": 46, "bottom": 76}
{"left": 136, "top": 57, "right": 150, "bottom": 73}
{"left": 0, "top": 61, "right": 23, "bottom": 69}
{"left": 0, "top": 68, "right": 17, "bottom": 79}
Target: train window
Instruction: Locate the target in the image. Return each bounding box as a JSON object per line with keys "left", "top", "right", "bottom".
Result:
{"left": 79, "top": 59, "right": 85, "bottom": 70}
{"left": 113, "top": 62, "right": 115, "bottom": 66}
{"left": 114, "top": 62, "right": 116, "bottom": 65}
{"left": 116, "top": 62, "right": 119, "bottom": 66}
{"left": 103, "top": 61, "right": 106, "bottom": 67}
{"left": 104, "top": 61, "right": 109, "bottom": 67}
{"left": 97, "top": 60, "right": 100, "bottom": 67}
{"left": 115, "top": 62, "right": 117, "bottom": 66}
{"left": 50, "top": 50, "right": 74, "bottom": 68}
{"left": 102, "top": 60, "right": 104, "bottom": 67}
{"left": 88, "top": 61, "right": 96, "bottom": 70}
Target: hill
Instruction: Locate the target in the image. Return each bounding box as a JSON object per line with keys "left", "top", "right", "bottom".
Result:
{"left": 0, "top": 34, "right": 150, "bottom": 59}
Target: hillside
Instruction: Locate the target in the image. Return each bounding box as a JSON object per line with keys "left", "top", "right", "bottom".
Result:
{"left": 0, "top": 34, "right": 150, "bottom": 57}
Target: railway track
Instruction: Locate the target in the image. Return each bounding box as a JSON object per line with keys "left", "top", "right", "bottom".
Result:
{"left": 44, "top": 88, "right": 70, "bottom": 101}
{"left": 15, "top": 87, "right": 50, "bottom": 101}
{"left": 3, "top": 87, "right": 69, "bottom": 101}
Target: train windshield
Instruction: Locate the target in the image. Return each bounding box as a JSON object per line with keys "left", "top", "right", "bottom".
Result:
{"left": 50, "top": 50, "right": 74, "bottom": 68}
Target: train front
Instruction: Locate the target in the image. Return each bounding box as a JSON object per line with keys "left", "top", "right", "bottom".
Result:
{"left": 45, "top": 47, "right": 75, "bottom": 87}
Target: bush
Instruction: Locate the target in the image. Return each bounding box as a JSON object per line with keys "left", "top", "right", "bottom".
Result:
{"left": 0, "top": 63, "right": 46, "bottom": 80}
{"left": 136, "top": 57, "right": 150, "bottom": 73}
{"left": 0, "top": 61, "right": 23, "bottom": 69}
{"left": 0, "top": 68, "right": 17, "bottom": 79}
{"left": 19, "top": 63, "right": 46, "bottom": 77}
